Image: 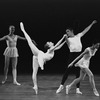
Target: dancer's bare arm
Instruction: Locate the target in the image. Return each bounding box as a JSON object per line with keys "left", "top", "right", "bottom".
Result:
{"left": 68, "top": 49, "right": 88, "bottom": 68}
{"left": 79, "top": 20, "right": 97, "bottom": 37}
{"left": 17, "top": 35, "right": 37, "bottom": 45}
{"left": 0, "top": 35, "right": 7, "bottom": 41}
{"left": 17, "top": 35, "right": 26, "bottom": 40}
{"left": 54, "top": 41, "right": 66, "bottom": 50}
{"left": 49, "top": 34, "right": 66, "bottom": 52}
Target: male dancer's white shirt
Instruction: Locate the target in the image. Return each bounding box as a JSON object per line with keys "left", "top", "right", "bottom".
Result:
{"left": 68, "top": 33, "right": 83, "bottom": 52}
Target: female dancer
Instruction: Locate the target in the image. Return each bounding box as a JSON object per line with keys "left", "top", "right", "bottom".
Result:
{"left": 0, "top": 25, "right": 36, "bottom": 85}
{"left": 56, "top": 20, "right": 97, "bottom": 94}
{"left": 66, "top": 43, "right": 100, "bottom": 96}
{"left": 20, "top": 22, "right": 66, "bottom": 94}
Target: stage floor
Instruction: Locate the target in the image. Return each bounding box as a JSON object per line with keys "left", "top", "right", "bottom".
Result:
{"left": 0, "top": 74, "right": 100, "bottom": 100}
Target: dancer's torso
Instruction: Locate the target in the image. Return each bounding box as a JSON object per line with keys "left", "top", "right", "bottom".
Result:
{"left": 44, "top": 50, "right": 54, "bottom": 61}
{"left": 6, "top": 35, "right": 17, "bottom": 48}
{"left": 68, "top": 34, "right": 82, "bottom": 52}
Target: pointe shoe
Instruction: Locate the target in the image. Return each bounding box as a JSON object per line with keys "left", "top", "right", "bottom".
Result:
{"left": 2, "top": 77, "right": 7, "bottom": 84}
{"left": 66, "top": 85, "right": 70, "bottom": 94}
{"left": 76, "top": 88, "right": 82, "bottom": 94}
{"left": 93, "top": 90, "right": 99, "bottom": 96}
{"left": 56, "top": 85, "right": 64, "bottom": 93}
{"left": 33, "top": 86, "right": 38, "bottom": 94}
{"left": 13, "top": 81, "right": 21, "bottom": 86}
{"left": 2, "top": 80, "right": 6, "bottom": 84}
{"left": 40, "top": 66, "right": 44, "bottom": 70}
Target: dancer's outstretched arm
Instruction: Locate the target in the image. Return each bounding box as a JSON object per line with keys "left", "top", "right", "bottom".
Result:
{"left": 54, "top": 41, "right": 66, "bottom": 50}
{"left": 20, "top": 22, "right": 39, "bottom": 55}
{"left": 17, "top": 35, "right": 26, "bottom": 40}
{"left": 49, "top": 34, "right": 66, "bottom": 52}
{"left": 68, "top": 49, "right": 88, "bottom": 68}
{"left": 0, "top": 36, "right": 7, "bottom": 41}
{"left": 79, "top": 20, "right": 97, "bottom": 37}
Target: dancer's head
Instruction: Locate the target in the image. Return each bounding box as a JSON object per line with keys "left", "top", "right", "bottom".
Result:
{"left": 90, "top": 43, "right": 100, "bottom": 55}
{"left": 9, "top": 25, "right": 15, "bottom": 34}
{"left": 66, "top": 28, "right": 74, "bottom": 37}
{"left": 45, "top": 42, "right": 54, "bottom": 49}
{"left": 91, "top": 43, "right": 100, "bottom": 50}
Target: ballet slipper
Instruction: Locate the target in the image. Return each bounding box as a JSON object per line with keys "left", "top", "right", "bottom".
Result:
{"left": 2, "top": 76, "right": 7, "bottom": 84}
{"left": 56, "top": 85, "right": 64, "bottom": 93}
{"left": 13, "top": 81, "right": 21, "bottom": 86}
{"left": 93, "top": 89, "right": 99, "bottom": 96}
{"left": 33, "top": 86, "right": 38, "bottom": 94}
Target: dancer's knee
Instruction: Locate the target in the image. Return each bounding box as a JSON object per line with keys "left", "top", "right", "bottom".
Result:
{"left": 32, "top": 74, "right": 36, "bottom": 81}
{"left": 89, "top": 74, "right": 94, "bottom": 81}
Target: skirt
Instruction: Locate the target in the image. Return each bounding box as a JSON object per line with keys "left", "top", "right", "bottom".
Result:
{"left": 3, "top": 47, "right": 19, "bottom": 57}
{"left": 75, "top": 58, "right": 89, "bottom": 68}
{"left": 38, "top": 51, "right": 45, "bottom": 70}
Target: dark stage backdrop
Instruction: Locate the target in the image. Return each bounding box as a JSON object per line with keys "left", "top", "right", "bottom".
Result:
{"left": 0, "top": 0, "right": 100, "bottom": 75}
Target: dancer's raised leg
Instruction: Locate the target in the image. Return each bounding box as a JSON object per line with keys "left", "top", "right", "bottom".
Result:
{"left": 20, "top": 22, "right": 39, "bottom": 56}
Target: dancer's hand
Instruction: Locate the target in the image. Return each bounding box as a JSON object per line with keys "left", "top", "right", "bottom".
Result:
{"left": 63, "top": 34, "right": 67, "bottom": 38}
{"left": 92, "top": 20, "right": 97, "bottom": 24}
{"left": 20, "top": 22, "right": 25, "bottom": 32}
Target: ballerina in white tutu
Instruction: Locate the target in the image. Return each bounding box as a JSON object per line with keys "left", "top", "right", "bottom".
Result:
{"left": 20, "top": 22, "right": 66, "bottom": 94}
{"left": 0, "top": 25, "right": 28, "bottom": 85}
{"left": 66, "top": 43, "right": 100, "bottom": 96}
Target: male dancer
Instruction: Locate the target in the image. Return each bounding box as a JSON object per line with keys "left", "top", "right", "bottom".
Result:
{"left": 56, "top": 20, "right": 97, "bottom": 94}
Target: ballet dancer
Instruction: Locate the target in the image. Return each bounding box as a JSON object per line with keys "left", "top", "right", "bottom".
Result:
{"left": 66, "top": 43, "right": 100, "bottom": 96}
{"left": 56, "top": 20, "right": 97, "bottom": 94}
{"left": 0, "top": 25, "right": 36, "bottom": 85}
{"left": 20, "top": 22, "right": 66, "bottom": 94}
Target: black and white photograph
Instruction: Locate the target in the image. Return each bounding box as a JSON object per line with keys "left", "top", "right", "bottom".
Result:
{"left": 0, "top": 0, "right": 100, "bottom": 100}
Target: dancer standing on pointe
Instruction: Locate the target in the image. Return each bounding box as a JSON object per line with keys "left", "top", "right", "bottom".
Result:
{"left": 0, "top": 25, "right": 36, "bottom": 85}
{"left": 66, "top": 43, "right": 100, "bottom": 96}
{"left": 20, "top": 22, "right": 66, "bottom": 94}
{"left": 56, "top": 20, "right": 97, "bottom": 94}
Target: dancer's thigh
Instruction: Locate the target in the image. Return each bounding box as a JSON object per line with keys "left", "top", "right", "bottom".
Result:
{"left": 84, "top": 68, "right": 93, "bottom": 77}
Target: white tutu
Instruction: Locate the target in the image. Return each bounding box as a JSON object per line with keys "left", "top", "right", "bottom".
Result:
{"left": 38, "top": 51, "right": 45, "bottom": 70}
{"left": 3, "top": 47, "right": 19, "bottom": 57}
{"left": 37, "top": 50, "right": 54, "bottom": 70}
{"left": 75, "top": 58, "right": 90, "bottom": 68}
